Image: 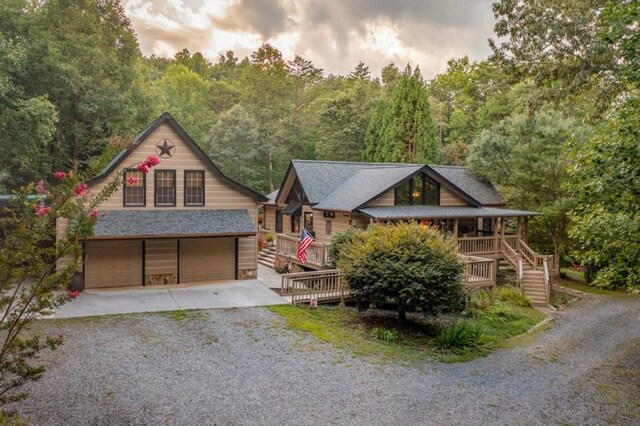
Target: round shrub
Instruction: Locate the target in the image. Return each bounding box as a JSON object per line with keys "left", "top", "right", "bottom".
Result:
{"left": 337, "top": 222, "right": 465, "bottom": 324}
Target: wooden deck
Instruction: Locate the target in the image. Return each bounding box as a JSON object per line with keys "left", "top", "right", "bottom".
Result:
{"left": 281, "top": 255, "right": 497, "bottom": 304}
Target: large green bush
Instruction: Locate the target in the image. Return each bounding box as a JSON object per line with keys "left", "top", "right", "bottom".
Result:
{"left": 337, "top": 222, "right": 465, "bottom": 324}
{"left": 327, "top": 228, "right": 358, "bottom": 268}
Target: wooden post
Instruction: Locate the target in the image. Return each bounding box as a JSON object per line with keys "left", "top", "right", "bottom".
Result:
{"left": 453, "top": 218, "right": 459, "bottom": 237}
{"left": 493, "top": 217, "right": 500, "bottom": 254}
{"left": 516, "top": 217, "right": 522, "bottom": 249}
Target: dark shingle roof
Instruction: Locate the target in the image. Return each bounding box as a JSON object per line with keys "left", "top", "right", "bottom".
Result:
{"left": 92, "top": 209, "right": 256, "bottom": 239}
{"left": 313, "top": 165, "right": 423, "bottom": 211}
{"left": 280, "top": 160, "right": 503, "bottom": 210}
{"left": 291, "top": 160, "right": 412, "bottom": 204}
{"left": 358, "top": 205, "right": 538, "bottom": 220}
{"left": 430, "top": 166, "right": 503, "bottom": 206}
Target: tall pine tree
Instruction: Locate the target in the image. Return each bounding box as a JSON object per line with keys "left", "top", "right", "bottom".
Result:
{"left": 363, "top": 65, "right": 438, "bottom": 163}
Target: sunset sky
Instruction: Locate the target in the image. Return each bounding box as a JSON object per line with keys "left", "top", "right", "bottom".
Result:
{"left": 124, "top": 0, "right": 497, "bottom": 78}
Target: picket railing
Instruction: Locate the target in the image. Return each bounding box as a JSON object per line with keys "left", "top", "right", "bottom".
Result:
{"left": 281, "top": 269, "right": 346, "bottom": 304}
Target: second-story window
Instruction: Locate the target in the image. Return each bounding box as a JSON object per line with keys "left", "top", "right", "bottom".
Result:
{"left": 155, "top": 170, "right": 176, "bottom": 206}
{"left": 124, "top": 169, "right": 145, "bottom": 207}
{"left": 184, "top": 170, "right": 205, "bottom": 206}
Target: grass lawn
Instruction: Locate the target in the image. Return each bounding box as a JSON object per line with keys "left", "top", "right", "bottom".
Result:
{"left": 269, "top": 295, "right": 548, "bottom": 363}
{"left": 560, "top": 267, "right": 586, "bottom": 281}
{"left": 555, "top": 278, "right": 636, "bottom": 297}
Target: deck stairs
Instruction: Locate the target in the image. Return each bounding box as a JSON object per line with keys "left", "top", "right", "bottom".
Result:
{"left": 501, "top": 239, "right": 551, "bottom": 306}
{"left": 258, "top": 246, "right": 278, "bottom": 269}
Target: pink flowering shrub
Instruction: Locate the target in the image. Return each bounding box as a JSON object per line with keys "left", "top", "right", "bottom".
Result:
{"left": 127, "top": 176, "right": 138, "bottom": 185}
{"left": 0, "top": 156, "right": 161, "bottom": 407}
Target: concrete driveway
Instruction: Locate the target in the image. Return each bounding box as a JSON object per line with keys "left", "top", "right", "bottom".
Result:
{"left": 53, "top": 277, "right": 287, "bottom": 319}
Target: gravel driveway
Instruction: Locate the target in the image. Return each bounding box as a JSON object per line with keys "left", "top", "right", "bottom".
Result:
{"left": 12, "top": 293, "right": 640, "bottom": 425}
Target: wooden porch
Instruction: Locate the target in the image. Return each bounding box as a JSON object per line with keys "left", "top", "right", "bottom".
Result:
{"left": 279, "top": 255, "right": 498, "bottom": 305}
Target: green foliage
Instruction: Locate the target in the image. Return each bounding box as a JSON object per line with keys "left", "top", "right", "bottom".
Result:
{"left": 327, "top": 228, "right": 358, "bottom": 268}
{"left": 364, "top": 65, "right": 439, "bottom": 163}
{"left": 468, "top": 104, "right": 583, "bottom": 273}
{"left": 373, "top": 328, "right": 399, "bottom": 343}
{"left": 433, "top": 320, "right": 485, "bottom": 352}
{"left": 568, "top": 98, "right": 640, "bottom": 291}
{"left": 206, "top": 104, "right": 266, "bottom": 190}
{"left": 0, "top": 156, "right": 158, "bottom": 410}
{"left": 337, "top": 223, "right": 465, "bottom": 324}
{"left": 153, "top": 63, "right": 215, "bottom": 144}
{"left": 497, "top": 287, "right": 531, "bottom": 307}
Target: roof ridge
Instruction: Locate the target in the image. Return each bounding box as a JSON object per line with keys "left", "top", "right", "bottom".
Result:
{"left": 292, "top": 159, "right": 415, "bottom": 166}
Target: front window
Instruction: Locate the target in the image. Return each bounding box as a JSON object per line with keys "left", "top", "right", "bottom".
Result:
{"left": 395, "top": 173, "right": 440, "bottom": 206}
{"left": 304, "top": 211, "right": 314, "bottom": 231}
{"left": 154, "top": 170, "right": 176, "bottom": 206}
{"left": 184, "top": 170, "right": 204, "bottom": 206}
{"left": 124, "top": 169, "right": 145, "bottom": 206}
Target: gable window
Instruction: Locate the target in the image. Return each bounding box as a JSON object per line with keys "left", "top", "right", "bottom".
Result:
{"left": 184, "top": 170, "right": 205, "bottom": 206}
{"left": 154, "top": 169, "right": 176, "bottom": 206}
{"left": 124, "top": 169, "right": 145, "bottom": 207}
{"left": 304, "top": 211, "right": 314, "bottom": 231}
{"left": 395, "top": 173, "right": 440, "bottom": 206}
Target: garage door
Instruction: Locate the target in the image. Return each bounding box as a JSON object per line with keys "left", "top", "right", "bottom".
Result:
{"left": 84, "top": 240, "right": 143, "bottom": 288}
{"left": 179, "top": 238, "right": 235, "bottom": 283}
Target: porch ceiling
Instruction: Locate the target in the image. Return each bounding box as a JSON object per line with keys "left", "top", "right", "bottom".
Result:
{"left": 357, "top": 205, "right": 538, "bottom": 220}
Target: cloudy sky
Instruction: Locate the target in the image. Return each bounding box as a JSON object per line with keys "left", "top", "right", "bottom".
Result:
{"left": 124, "top": 0, "right": 497, "bottom": 78}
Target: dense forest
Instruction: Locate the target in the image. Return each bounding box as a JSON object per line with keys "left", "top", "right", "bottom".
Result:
{"left": 0, "top": 0, "right": 637, "bottom": 290}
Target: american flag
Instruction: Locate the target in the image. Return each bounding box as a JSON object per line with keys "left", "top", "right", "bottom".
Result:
{"left": 297, "top": 228, "right": 314, "bottom": 263}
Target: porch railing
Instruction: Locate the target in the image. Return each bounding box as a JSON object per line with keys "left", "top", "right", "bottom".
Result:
{"left": 457, "top": 254, "right": 497, "bottom": 289}
{"left": 275, "top": 233, "right": 330, "bottom": 267}
{"left": 281, "top": 269, "right": 345, "bottom": 304}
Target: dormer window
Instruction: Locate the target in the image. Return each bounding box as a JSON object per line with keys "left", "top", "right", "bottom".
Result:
{"left": 154, "top": 170, "right": 176, "bottom": 206}
{"left": 395, "top": 173, "right": 440, "bottom": 206}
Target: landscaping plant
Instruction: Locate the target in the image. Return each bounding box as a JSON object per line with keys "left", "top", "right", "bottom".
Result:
{"left": 434, "top": 320, "right": 485, "bottom": 352}
{"left": 0, "top": 156, "right": 161, "bottom": 413}
{"left": 337, "top": 222, "right": 465, "bottom": 325}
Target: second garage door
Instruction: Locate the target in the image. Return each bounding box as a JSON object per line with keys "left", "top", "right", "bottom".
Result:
{"left": 179, "top": 238, "right": 235, "bottom": 283}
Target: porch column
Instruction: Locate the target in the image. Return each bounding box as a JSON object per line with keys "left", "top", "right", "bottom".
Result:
{"left": 493, "top": 217, "right": 500, "bottom": 254}
{"left": 453, "top": 218, "right": 458, "bottom": 237}
{"left": 516, "top": 217, "right": 522, "bottom": 249}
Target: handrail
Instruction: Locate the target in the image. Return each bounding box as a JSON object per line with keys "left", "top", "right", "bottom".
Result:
{"left": 518, "top": 238, "right": 538, "bottom": 268}
{"left": 542, "top": 257, "right": 550, "bottom": 302}
{"left": 281, "top": 269, "right": 345, "bottom": 304}
{"left": 275, "top": 233, "right": 330, "bottom": 267}
{"left": 457, "top": 254, "right": 496, "bottom": 289}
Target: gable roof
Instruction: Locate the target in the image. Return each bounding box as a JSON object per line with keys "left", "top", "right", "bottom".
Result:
{"left": 273, "top": 160, "right": 501, "bottom": 211}
{"left": 313, "top": 165, "right": 424, "bottom": 211}
{"left": 430, "top": 166, "right": 503, "bottom": 206}
{"left": 88, "top": 113, "right": 267, "bottom": 202}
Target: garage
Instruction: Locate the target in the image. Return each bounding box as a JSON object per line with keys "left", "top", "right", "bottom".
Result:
{"left": 179, "top": 237, "right": 236, "bottom": 283}
{"left": 84, "top": 240, "right": 143, "bottom": 288}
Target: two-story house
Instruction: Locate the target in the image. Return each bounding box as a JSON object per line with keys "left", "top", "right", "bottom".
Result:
{"left": 57, "top": 113, "right": 266, "bottom": 289}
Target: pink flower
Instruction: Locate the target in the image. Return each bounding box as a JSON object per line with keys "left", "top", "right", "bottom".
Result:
{"left": 35, "top": 180, "right": 48, "bottom": 195}
{"left": 53, "top": 171, "right": 67, "bottom": 180}
{"left": 144, "top": 155, "right": 161, "bottom": 167}
{"left": 88, "top": 208, "right": 99, "bottom": 219}
{"left": 136, "top": 163, "right": 149, "bottom": 174}
{"left": 73, "top": 183, "right": 88, "bottom": 196}
{"left": 35, "top": 204, "right": 51, "bottom": 217}
{"left": 127, "top": 176, "right": 138, "bottom": 185}
{"left": 67, "top": 290, "right": 80, "bottom": 299}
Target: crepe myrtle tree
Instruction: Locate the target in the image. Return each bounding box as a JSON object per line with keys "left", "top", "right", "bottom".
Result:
{"left": 337, "top": 222, "right": 465, "bottom": 325}
{"left": 0, "top": 155, "right": 161, "bottom": 410}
